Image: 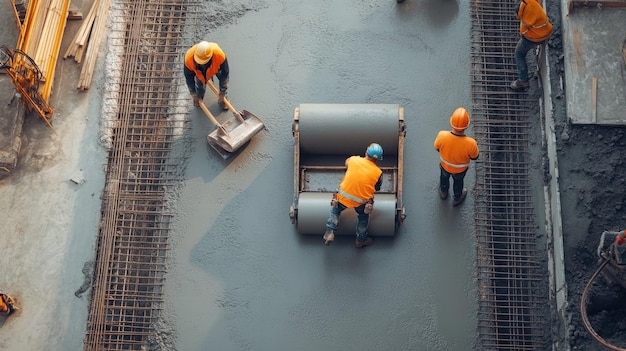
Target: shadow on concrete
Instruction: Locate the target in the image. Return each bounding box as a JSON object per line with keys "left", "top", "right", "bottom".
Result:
{"left": 423, "top": 0, "right": 459, "bottom": 29}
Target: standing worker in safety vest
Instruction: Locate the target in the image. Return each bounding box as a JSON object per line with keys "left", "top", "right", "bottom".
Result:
{"left": 323, "top": 143, "right": 384, "bottom": 248}
{"left": 510, "top": 0, "right": 553, "bottom": 91}
{"left": 434, "top": 107, "right": 479, "bottom": 206}
{"left": 184, "top": 41, "right": 230, "bottom": 109}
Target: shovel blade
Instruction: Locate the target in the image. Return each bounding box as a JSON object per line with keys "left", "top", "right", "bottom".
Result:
{"left": 207, "top": 109, "right": 265, "bottom": 156}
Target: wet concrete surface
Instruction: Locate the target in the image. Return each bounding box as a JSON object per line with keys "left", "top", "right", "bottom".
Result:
{"left": 165, "top": 0, "right": 478, "bottom": 350}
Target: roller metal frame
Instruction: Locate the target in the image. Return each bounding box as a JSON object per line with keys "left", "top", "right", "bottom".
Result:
{"left": 289, "top": 105, "right": 406, "bottom": 233}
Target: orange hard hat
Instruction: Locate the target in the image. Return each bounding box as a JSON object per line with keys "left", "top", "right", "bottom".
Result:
{"left": 450, "top": 107, "right": 470, "bottom": 130}
{"left": 194, "top": 41, "right": 213, "bottom": 65}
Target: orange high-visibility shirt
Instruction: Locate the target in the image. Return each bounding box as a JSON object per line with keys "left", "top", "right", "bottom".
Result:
{"left": 434, "top": 131, "right": 479, "bottom": 174}
{"left": 517, "top": 0, "right": 553, "bottom": 43}
{"left": 0, "top": 295, "right": 8, "bottom": 314}
{"left": 337, "top": 156, "right": 382, "bottom": 208}
{"left": 184, "top": 43, "right": 226, "bottom": 84}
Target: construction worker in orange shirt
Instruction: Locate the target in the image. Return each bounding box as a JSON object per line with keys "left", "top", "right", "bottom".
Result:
{"left": 0, "top": 291, "right": 16, "bottom": 317}
{"left": 510, "top": 0, "right": 553, "bottom": 91}
{"left": 323, "top": 143, "right": 383, "bottom": 248}
{"left": 184, "top": 41, "right": 230, "bottom": 109}
{"left": 434, "top": 107, "right": 479, "bottom": 206}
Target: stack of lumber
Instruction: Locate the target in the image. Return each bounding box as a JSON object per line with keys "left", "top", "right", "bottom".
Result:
{"left": 17, "top": 0, "right": 71, "bottom": 102}
{"left": 64, "top": 0, "right": 112, "bottom": 90}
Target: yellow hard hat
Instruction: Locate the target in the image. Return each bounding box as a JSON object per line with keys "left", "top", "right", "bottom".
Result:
{"left": 194, "top": 41, "right": 213, "bottom": 65}
{"left": 449, "top": 107, "right": 470, "bottom": 130}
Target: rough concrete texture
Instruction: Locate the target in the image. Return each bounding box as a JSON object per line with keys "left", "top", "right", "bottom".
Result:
{"left": 1, "top": 0, "right": 622, "bottom": 350}
{"left": 545, "top": 1, "right": 626, "bottom": 350}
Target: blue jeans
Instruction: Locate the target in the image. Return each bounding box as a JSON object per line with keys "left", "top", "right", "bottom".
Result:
{"left": 325, "top": 202, "right": 370, "bottom": 242}
{"left": 514, "top": 37, "right": 541, "bottom": 82}
{"left": 439, "top": 165, "right": 467, "bottom": 201}
{"left": 194, "top": 77, "right": 205, "bottom": 99}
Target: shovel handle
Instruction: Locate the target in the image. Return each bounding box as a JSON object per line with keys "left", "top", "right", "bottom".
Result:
{"left": 199, "top": 101, "right": 229, "bottom": 136}
{"left": 206, "top": 80, "right": 245, "bottom": 123}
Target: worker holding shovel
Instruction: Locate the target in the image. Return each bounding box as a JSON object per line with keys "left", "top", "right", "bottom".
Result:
{"left": 184, "top": 41, "right": 230, "bottom": 109}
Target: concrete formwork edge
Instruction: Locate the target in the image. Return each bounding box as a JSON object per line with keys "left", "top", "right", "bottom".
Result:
{"left": 541, "top": 34, "right": 571, "bottom": 351}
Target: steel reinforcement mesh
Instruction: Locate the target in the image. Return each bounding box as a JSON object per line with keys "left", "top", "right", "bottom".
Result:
{"left": 83, "top": 0, "right": 197, "bottom": 350}
{"left": 470, "top": 1, "right": 549, "bottom": 350}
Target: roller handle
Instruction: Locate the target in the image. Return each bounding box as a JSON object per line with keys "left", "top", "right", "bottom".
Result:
{"left": 199, "top": 101, "right": 229, "bottom": 136}
{"left": 206, "top": 80, "right": 245, "bottom": 123}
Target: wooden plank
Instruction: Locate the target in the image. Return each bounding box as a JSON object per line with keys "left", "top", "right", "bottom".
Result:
{"left": 77, "top": 0, "right": 111, "bottom": 90}
{"left": 591, "top": 75, "right": 598, "bottom": 123}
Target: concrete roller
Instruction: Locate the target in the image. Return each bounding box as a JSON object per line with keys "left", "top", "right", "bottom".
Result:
{"left": 297, "top": 193, "right": 397, "bottom": 236}
{"left": 291, "top": 103, "right": 405, "bottom": 236}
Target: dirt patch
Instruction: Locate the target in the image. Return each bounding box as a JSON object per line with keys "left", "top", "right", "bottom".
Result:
{"left": 546, "top": 1, "right": 626, "bottom": 349}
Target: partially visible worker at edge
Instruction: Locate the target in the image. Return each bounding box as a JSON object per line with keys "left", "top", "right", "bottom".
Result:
{"left": 184, "top": 41, "right": 230, "bottom": 109}
{"left": 323, "top": 143, "right": 383, "bottom": 248}
{"left": 510, "top": 0, "right": 553, "bottom": 91}
{"left": 434, "top": 107, "right": 479, "bottom": 207}
{"left": 0, "top": 291, "right": 16, "bottom": 316}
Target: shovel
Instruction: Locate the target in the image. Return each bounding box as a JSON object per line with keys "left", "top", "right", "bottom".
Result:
{"left": 201, "top": 81, "right": 265, "bottom": 158}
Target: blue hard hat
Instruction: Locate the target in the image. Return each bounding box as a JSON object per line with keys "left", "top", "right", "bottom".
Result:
{"left": 366, "top": 143, "right": 383, "bottom": 160}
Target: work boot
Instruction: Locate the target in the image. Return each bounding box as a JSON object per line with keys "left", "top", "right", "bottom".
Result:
{"left": 510, "top": 79, "right": 529, "bottom": 91}
{"left": 452, "top": 188, "right": 467, "bottom": 206}
{"left": 355, "top": 237, "right": 374, "bottom": 248}
{"left": 323, "top": 231, "right": 335, "bottom": 246}
{"left": 438, "top": 188, "right": 448, "bottom": 200}
{"left": 218, "top": 92, "right": 228, "bottom": 110}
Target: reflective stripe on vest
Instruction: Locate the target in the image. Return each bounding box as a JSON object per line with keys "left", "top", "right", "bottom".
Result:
{"left": 440, "top": 156, "right": 469, "bottom": 169}
{"left": 338, "top": 188, "right": 366, "bottom": 204}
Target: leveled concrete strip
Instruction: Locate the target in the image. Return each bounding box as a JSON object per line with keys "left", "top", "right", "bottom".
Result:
{"left": 560, "top": 1, "right": 626, "bottom": 124}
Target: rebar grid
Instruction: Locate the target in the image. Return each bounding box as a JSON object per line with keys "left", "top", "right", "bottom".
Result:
{"left": 471, "top": 1, "right": 549, "bottom": 350}
{"left": 84, "top": 1, "right": 196, "bottom": 350}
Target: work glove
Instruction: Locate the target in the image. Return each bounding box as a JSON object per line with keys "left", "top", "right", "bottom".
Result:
{"left": 364, "top": 199, "right": 374, "bottom": 214}
{"left": 191, "top": 92, "right": 200, "bottom": 107}
{"left": 218, "top": 91, "right": 228, "bottom": 110}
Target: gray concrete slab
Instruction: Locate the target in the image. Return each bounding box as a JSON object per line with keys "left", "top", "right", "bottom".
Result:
{"left": 165, "top": 0, "right": 479, "bottom": 350}
{"left": 560, "top": 2, "right": 626, "bottom": 124}
{"left": 0, "top": 0, "right": 105, "bottom": 350}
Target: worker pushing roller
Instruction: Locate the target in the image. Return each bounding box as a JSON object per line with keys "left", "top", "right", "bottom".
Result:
{"left": 183, "top": 41, "right": 265, "bottom": 157}
{"left": 323, "top": 143, "right": 383, "bottom": 248}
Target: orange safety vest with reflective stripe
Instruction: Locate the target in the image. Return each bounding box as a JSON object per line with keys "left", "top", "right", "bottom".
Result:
{"left": 184, "top": 43, "right": 226, "bottom": 84}
{"left": 517, "top": 0, "right": 553, "bottom": 43}
{"left": 434, "top": 131, "right": 479, "bottom": 174}
{"left": 337, "top": 156, "right": 382, "bottom": 208}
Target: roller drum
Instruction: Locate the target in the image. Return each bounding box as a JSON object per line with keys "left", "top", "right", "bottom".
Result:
{"left": 298, "top": 103, "right": 400, "bottom": 156}
{"left": 296, "top": 192, "right": 397, "bottom": 236}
